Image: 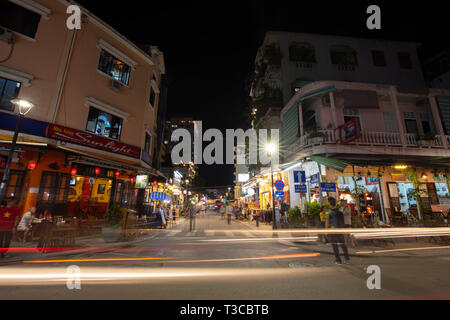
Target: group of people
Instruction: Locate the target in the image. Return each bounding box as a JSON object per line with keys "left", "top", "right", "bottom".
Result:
{"left": 0, "top": 199, "right": 54, "bottom": 258}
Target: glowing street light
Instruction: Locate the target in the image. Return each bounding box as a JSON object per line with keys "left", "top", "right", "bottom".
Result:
{"left": 0, "top": 99, "right": 36, "bottom": 200}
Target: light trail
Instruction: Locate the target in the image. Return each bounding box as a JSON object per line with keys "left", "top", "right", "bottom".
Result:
{"left": 22, "top": 252, "right": 319, "bottom": 264}
{"left": 197, "top": 236, "right": 318, "bottom": 242}
{"left": 357, "top": 246, "right": 450, "bottom": 254}
{"left": 23, "top": 257, "right": 175, "bottom": 264}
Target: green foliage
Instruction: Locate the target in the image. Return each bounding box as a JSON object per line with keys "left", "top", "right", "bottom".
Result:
{"left": 306, "top": 201, "right": 321, "bottom": 218}
{"left": 104, "top": 204, "right": 123, "bottom": 228}
{"left": 288, "top": 206, "right": 302, "bottom": 220}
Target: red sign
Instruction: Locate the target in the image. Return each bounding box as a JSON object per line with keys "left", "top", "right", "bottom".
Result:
{"left": 338, "top": 118, "right": 359, "bottom": 144}
{"left": 46, "top": 124, "right": 141, "bottom": 158}
{"left": 274, "top": 180, "right": 284, "bottom": 191}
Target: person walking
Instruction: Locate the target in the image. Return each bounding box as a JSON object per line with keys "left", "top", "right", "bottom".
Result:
{"left": 189, "top": 204, "right": 196, "bottom": 231}
{"left": 226, "top": 202, "right": 233, "bottom": 224}
{"left": 0, "top": 199, "right": 20, "bottom": 258}
{"left": 340, "top": 200, "right": 356, "bottom": 247}
{"left": 325, "top": 197, "right": 350, "bottom": 265}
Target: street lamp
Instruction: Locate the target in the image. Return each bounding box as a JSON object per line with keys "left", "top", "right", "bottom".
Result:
{"left": 0, "top": 99, "right": 35, "bottom": 201}
{"left": 265, "top": 142, "right": 278, "bottom": 230}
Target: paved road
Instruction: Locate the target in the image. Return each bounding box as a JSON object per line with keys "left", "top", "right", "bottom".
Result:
{"left": 0, "top": 211, "right": 449, "bottom": 299}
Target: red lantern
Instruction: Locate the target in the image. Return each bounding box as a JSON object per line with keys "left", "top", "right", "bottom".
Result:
{"left": 95, "top": 167, "right": 100, "bottom": 175}
{"left": 130, "top": 177, "right": 135, "bottom": 184}
{"left": 71, "top": 167, "right": 77, "bottom": 176}
{"left": 27, "top": 160, "right": 37, "bottom": 170}
{"left": 153, "top": 180, "right": 157, "bottom": 186}
{"left": 115, "top": 171, "right": 120, "bottom": 177}
{"left": 1, "top": 161, "right": 5, "bottom": 167}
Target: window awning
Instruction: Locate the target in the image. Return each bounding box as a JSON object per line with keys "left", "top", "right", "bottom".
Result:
{"left": 309, "top": 156, "right": 351, "bottom": 172}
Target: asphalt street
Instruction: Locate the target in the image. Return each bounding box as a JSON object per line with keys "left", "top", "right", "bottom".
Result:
{"left": 0, "top": 211, "right": 449, "bottom": 299}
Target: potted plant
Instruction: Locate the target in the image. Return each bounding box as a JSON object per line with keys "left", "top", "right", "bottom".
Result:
{"left": 417, "top": 132, "right": 436, "bottom": 146}
{"left": 307, "top": 128, "right": 325, "bottom": 144}
{"left": 306, "top": 201, "right": 322, "bottom": 227}
{"left": 102, "top": 204, "right": 123, "bottom": 243}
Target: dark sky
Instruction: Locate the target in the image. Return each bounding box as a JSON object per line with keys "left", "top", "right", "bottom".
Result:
{"left": 76, "top": 0, "right": 450, "bottom": 188}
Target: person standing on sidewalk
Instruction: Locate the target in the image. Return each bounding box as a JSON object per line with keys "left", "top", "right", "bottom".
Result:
{"left": 0, "top": 199, "right": 20, "bottom": 258}
{"left": 226, "top": 202, "right": 233, "bottom": 224}
{"left": 341, "top": 199, "right": 356, "bottom": 247}
{"left": 325, "top": 197, "right": 350, "bottom": 265}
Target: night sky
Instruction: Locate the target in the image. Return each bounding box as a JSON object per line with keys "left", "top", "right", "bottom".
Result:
{"left": 76, "top": 0, "right": 450, "bottom": 187}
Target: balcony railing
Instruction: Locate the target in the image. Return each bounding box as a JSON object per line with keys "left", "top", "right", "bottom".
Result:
{"left": 289, "top": 130, "right": 449, "bottom": 155}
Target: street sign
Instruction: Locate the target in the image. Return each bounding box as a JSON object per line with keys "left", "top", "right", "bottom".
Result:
{"left": 310, "top": 174, "right": 319, "bottom": 184}
{"left": 274, "top": 180, "right": 284, "bottom": 191}
{"left": 294, "top": 184, "right": 307, "bottom": 193}
{"left": 320, "top": 182, "right": 337, "bottom": 192}
{"left": 274, "top": 191, "right": 285, "bottom": 198}
{"left": 293, "top": 171, "right": 306, "bottom": 183}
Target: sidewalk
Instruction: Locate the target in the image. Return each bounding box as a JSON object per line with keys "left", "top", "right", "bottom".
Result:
{"left": 0, "top": 220, "right": 185, "bottom": 265}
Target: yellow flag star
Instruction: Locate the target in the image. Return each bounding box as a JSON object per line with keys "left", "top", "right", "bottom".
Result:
{"left": 4, "top": 212, "right": 11, "bottom": 218}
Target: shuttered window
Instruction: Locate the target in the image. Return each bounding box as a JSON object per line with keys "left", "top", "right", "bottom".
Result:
{"left": 382, "top": 112, "right": 399, "bottom": 132}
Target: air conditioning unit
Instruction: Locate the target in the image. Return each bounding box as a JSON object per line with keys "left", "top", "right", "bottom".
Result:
{"left": 0, "top": 27, "right": 13, "bottom": 43}
{"left": 109, "top": 79, "right": 123, "bottom": 92}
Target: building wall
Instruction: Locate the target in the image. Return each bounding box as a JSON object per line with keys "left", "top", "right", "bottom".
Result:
{"left": 262, "top": 32, "right": 425, "bottom": 105}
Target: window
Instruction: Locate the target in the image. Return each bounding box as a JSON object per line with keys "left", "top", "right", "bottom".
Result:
{"left": 86, "top": 107, "right": 123, "bottom": 140}
{"left": 343, "top": 108, "right": 361, "bottom": 131}
{"left": 0, "top": 77, "right": 21, "bottom": 112}
{"left": 330, "top": 45, "right": 358, "bottom": 65}
{"left": 420, "top": 112, "right": 436, "bottom": 134}
{"left": 371, "top": 50, "right": 386, "bottom": 67}
{"left": 398, "top": 52, "right": 412, "bottom": 69}
{"left": 0, "top": 170, "right": 25, "bottom": 200}
{"left": 144, "top": 132, "right": 151, "bottom": 154}
{"left": 38, "top": 172, "right": 70, "bottom": 202}
{"left": 382, "top": 112, "right": 399, "bottom": 132}
{"left": 289, "top": 42, "right": 316, "bottom": 62}
{"left": 403, "top": 112, "right": 418, "bottom": 134}
{"left": 0, "top": 1, "right": 41, "bottom": 39}
{"left": 98, "top": 49, "right": 131, "bottom": 85}
{"left": 149, "top": 88, "right": 156, "bottom": 107}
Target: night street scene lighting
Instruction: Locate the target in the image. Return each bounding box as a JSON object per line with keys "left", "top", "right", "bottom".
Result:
{"left": 0, "top": 0, "right": 449, "bottom": 312}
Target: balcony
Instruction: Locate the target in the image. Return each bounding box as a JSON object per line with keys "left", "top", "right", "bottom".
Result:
{"left": 288, "top": 130, "right": 450, "bottom": 157}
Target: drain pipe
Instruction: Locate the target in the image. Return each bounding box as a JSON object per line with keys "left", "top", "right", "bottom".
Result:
{"left": 52, "top": 29, "right": 77, "bottom": 123}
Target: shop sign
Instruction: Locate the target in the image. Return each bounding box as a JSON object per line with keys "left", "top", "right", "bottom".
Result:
{"left": 274, "top": 180, "right": 284, "bottom": 190}
{"left": 295, "top": 184, "right": 307, "bottom": 193}
{"left": 136, "top": 175, "right": 149, "bottom": 188}
{"left": 310, "top": 174, "right": 319, "bottom": 184}
{"left": 46, "top": 124, "right": 141, "bottom": 158}
{"left": 293, "top": 171, "right": 306, "bottom": 183}
{"left": 320, "top": 182, "right": 337, "bottom": 192}
{"left": 338, "top": 118, "right": 359, "bottom": 144}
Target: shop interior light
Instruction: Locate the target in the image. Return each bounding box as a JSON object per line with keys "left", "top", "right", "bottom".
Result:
{"left": 27, "top": 160, "right": 37, "bottom": 170}
{"left": 422, "top": 173, "right": 428, "bottom": 179}
{"left": 394, "top": 165, "right": 408, "bottom": 170}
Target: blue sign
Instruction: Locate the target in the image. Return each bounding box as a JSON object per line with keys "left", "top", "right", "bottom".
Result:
{"left": 0, "top": 111, "right": 49, "bottom": 137}
{"left": 310, "top": 174, "right": 319, "bottom": 184}
{"left": 295, "top": 184, "right": 307, "bottom": 193}
{"left": 274, "top": 180, "right": 284, "bottom": 191}
{"left": 275, "top": 191, "right": 285, "bottom": 198}
{"left": 320, "top": 183, "right": 337, "bottom": 192}
{"left": 293, "top": 171, "right": 306, "bottom": 183}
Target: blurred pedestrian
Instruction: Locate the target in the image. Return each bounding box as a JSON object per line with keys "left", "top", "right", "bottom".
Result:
{"left": 17, "top": 206, "right": 36, "bottom": 243}
{"left": 0, "top": 199, "right": 20, "bottom": 258}
{"left": 325, "top": 197, "right": 350, "bottom": 265}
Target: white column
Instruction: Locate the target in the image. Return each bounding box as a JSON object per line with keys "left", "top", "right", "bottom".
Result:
{"left": 298, "top": 102, "right": 304, "bottom": 137}
{"left": 329, "top": 91, "right": 338, "bottom": 129}
{"left": 389, "top": 87, "right": 407, "bottom": 147}
{"left": 428, "top": 95, "right": 448, "bottom": 147}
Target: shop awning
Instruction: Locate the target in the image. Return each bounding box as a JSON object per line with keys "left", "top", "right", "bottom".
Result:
{"left": 148, "top": 192, "right": 172, "bottom": 201}
{"left": 309, "top": 156, "right": 351, "bottom": 172}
